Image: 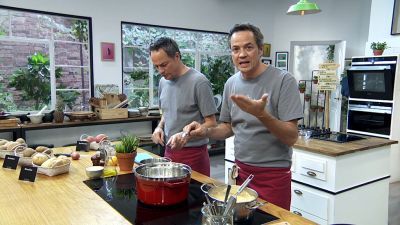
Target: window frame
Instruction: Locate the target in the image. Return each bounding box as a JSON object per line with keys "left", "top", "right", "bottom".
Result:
{"left": 0, "top": 5, "right": 94, "bottom": 112}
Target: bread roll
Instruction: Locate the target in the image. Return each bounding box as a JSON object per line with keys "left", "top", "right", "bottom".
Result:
{"left": 32, "top": 153, "right": 50, "bottom": 166}
{"left": 35, "top": 146, "right": 49, "bottom": 153}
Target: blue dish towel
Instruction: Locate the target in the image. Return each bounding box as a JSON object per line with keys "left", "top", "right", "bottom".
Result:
{"left": 134, "top": 153, "right": 153, "bottom": 163}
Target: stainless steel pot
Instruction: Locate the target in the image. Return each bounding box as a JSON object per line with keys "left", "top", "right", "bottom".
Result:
{"left": 138, "top": 157, "right": 171, "bottom": 165}
{"left": 201, "top": 183, "right": 263, "bottom": 222}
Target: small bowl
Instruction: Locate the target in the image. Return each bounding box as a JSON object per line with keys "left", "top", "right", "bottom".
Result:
{"left": 27, "top": 114, "right": 44, "bottom": 124}
{"left": 86, "top": 166, "right": 104, "bottom": 179}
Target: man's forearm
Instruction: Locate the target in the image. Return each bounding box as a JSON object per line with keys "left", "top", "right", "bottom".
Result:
{"left": 256, "top": 111, "right": 298, "bottom": 146}
{"left": 206, "top": 122, "right": 233, "bottom": 140}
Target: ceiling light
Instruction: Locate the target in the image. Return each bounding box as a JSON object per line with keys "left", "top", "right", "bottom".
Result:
{"left": 287, "top": 0, "right": 321, "bottom": 16}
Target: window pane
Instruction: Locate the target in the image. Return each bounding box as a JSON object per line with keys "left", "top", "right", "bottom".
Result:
{"left": 0, "top": 41, "right": 49, "bottom": 111}
{"left": 201, "top": 55, "right": 233, "bottom": 95}
{"left": 55, "top": 42, "right": 89, "bottom": 66}
{"left": 123, "top": 46, "right": 149, "bottom": 68}
{"left": 124, "top": 68, "right": 149, "bottom": 89}
{"left": 181, "top": 52, "right": 195, "bottom": 68}
{"left": 57, "top": 90, "right": 89, "bottom": 111}
{"left": 54, "top": 17, "right": 89, "bottom": 42}
{"left": 11, "top": 11, "right": 52, "bottom": 39}
{"left": 199, "top": 33, "right": 229, "bottom": 52}
{"left": 125, "top": 88, "right": 149, "bottom": 108}
{"left": 122, "top": 24, "right": 149, "bottom": 46}
{"left": 175, "top": 30, "right": 197, "bottom": 50}
{"left": 0, "top": 9, "right": 9, "bottom": 36}
{"left": 56, "top": 66, "right": 90, "bottom": 89}
{"left": 148, "top": 27, "right": 174, "bottom": 46}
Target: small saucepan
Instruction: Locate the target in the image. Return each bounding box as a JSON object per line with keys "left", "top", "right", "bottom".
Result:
{"left": 138, "top": 157, "right": 171, "bottom": 165}
{"left": 201, "top": 183, "right": 264, "bottom": 222}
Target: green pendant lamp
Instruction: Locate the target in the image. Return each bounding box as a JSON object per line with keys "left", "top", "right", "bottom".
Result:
{"left": 287, "top": 0, "right": 321, "bottom": 16}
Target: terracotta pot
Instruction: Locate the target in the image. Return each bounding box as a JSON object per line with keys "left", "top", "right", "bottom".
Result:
{"left": 373, "top": 49, "right": 384, "bottom": 56}
{"left": 299, "top": 88, "right": 305, "bottom": 93}
{"left": 116, "top": 152, "right": 136, "bottom": 171}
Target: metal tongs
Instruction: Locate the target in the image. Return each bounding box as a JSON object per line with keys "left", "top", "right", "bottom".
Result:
{"left": 222, "top": 174, "right": 254, "bottom": 217}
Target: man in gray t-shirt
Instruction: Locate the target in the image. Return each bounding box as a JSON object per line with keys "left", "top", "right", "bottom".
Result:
{"left": 184, "top": 23, "right": 303, "bottom": 210}
{"left": 150, "top": 37, "right": 217, "bottom": 176}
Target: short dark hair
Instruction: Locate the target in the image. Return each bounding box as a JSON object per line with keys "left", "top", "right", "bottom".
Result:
{"left": 228, "top": 23, "right": 264, "bottom": 49}
{"left": 149, "top": 37, "right": 181, "bottom": 59}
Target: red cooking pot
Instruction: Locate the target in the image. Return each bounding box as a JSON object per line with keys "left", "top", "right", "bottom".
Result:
{"left": 134, "top": 162, "right": 191, "bottom": 206}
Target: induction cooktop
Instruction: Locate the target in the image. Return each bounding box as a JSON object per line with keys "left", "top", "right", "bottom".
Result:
{"left": 312, "top": 132, "right": 365, "bottom": 143}
{"left": 83, "top": 173, "right": 278, "bottom": 225}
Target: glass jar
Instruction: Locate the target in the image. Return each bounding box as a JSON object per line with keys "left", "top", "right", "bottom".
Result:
{"left": 201, "top": 203, "right": 234, "bottom": 225}
{"left": 101, "top": 140, "right": 117, "bottom": 177}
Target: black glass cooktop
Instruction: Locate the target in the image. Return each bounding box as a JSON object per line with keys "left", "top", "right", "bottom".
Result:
{"left": 83, "top": 173, "right": 278, "bottom": 225}
{"left": 312, "top": 132, "right": 365, "bottom": 143}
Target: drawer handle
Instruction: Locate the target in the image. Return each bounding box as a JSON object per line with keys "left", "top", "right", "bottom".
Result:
{"left": 293, "top": 211, "right": 302, "bottom": 216}
{"left": 307, "top": 171, "right": 317, "bottom": 177}
{"left": 294, "top": 189, "right": 303, "bottom": 195}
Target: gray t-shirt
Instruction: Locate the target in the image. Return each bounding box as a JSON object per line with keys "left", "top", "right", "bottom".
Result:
{"left": 159, "top": 68, "right": 218, "bottom": 147}
{"left": 219, "top": 66, "right": 303, "bottom": 167}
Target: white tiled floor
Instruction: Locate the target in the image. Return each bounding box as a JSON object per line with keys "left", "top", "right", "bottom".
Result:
{"left": 209, "top": 153, "right": 400, "bottom": 225}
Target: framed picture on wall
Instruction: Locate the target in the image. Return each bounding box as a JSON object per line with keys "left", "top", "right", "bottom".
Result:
{"left": 391, "top": 0, "right": 400, "bottom": 35}
{"left": 261, "top": 57, "right": 272, "bottom": 65}
{"left": 275, "top": 51, "right": 288, "bottom": 70}
{"left": 101, "top": 42, "right": 115, "bottom": 61}
{"left": 263, "top": 43, "right": 271, "bottom": 57}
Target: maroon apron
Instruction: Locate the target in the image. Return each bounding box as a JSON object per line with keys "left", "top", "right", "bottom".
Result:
{"left": 165, "top": 145, "right": 210, "bottom": 176}
{"left": 235, "top": 160, "right": 291, "bottom": 210}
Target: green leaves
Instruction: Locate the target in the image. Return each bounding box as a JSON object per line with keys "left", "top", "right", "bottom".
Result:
{"left": 370, "top": 42, "right": 388, "bottom": 50}
{"left": 116, "top": 135, "right": 140, "bottom": 153}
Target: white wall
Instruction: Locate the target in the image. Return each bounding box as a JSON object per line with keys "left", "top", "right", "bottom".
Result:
{"left": 367, "top": 0, "right": 400, "bottom": 55}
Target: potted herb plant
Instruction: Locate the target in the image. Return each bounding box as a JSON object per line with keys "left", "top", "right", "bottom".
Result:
{"left": 304, "top": 93, "right": 311, "bottom": 102}
{"left": 115, "top": 134, "right": 139, "bottom": 171}
{"left": 53, "top": 98, "right": 65, "bottom": 123}
{"left": 298, "top": 82, "right": 306, "bottom": 93}
{"left": 370, "top": 42, "right": 388, "bottom": 56}
{"left": 313, "top": 75, "right": 318, "bottom": 84}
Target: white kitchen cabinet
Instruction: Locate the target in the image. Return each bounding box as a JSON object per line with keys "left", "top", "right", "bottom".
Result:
{"left": 292, "top": 146, "right": 390, "bottom": 225}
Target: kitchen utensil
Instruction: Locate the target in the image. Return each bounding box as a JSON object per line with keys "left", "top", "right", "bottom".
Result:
{"left": 223, "top": 184, "right": 231, "bottom": 205}
{"left": 201, "top": 202, "right": 233, "bottom": 225}
{"left": 27, "top": 114, "right": 44, "bottom": 124}
{"left": 37, "top": 105, "right": 47, "bottom": 115}
{"left": 223, "top": 174, "right": 254, "bottom": 216}
{"left": 112, "top": 99, "right": 129, "bottom": 109}
{"left": 134, "top": 162, "right": 191, "bottom": 206}
{"left": 86, "top": 166, "right": 104, "bottom": 179}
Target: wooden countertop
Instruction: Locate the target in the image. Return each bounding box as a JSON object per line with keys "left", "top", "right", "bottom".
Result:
{"left": 0, "top": 147, "right": 315, "bottom": 225}
{"left": 294, "top": 136, "right": 397, "bottom": 157}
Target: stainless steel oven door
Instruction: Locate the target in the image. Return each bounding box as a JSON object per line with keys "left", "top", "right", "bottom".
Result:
{"left": 347, "top": 104, "right": 392, "bottom": 138}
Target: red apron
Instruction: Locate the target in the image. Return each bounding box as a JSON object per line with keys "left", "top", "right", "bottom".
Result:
{"left": 235, "top": 160, "right": 291, "bottom": 210}
{"left": 165, "top": 145, "right": 210, "bottom": 176}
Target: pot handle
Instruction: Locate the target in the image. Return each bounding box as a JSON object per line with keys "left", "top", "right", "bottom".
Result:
{"left": 245, "top": 200, "right": 265, "bottom": 210}
{"left": 163, "top": 180, "right": 188, "bottom": 188}
{"left": 200, "top": 183, "right": 216, "bottom": 194}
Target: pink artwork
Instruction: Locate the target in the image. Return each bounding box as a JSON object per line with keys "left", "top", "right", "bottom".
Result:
{"left": 101, "top": 42, "right": 115, "bottom": 61}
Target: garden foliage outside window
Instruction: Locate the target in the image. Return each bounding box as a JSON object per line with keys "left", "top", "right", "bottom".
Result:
{"left": 0, "top": 7, "right": 92, "bottom": 112}
{"left": 121, "top": 23, "right": 234, "bottom": 108}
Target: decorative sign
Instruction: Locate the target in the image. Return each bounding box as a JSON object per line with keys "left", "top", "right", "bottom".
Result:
{"left": 19, "top": 166, "right": 37, "bottom": 182}
{"left": 2, "top": 155, "right": 20, "bottom": 170}
{"left": 101, "top": 42, "right": 115, "bottom": 61}
{"left": 76, "top": 140, "right": 90, "bottom": 152}
{"left": 319, "top": 63, "right": 340, "bottom": 70}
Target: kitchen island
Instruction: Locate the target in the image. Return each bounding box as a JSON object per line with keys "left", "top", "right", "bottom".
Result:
{"left": 291, "top": 136, "right": 397, "bottom": 224}
{"left": 0, "top": 146, "right": 315, "bottom": 225}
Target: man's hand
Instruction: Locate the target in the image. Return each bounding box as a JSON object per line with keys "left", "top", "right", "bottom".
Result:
{"left": 152, "top": 127, "right": 165, "bottom": 146}
{"left": 183, "top": 121, "right": 207, "bottom": 138}
{"left": 166, "top": 132, "right": 189, "bottom": 150}
{"left": 231, "top": 93, "right": 269, "bottom": 118}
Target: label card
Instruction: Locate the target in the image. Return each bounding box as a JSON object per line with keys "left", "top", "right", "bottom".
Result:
{"left": 2, "top": 155, "right": 20, "bottom": 170}
{"left": 19, "top": 166, "right": 37, "bottom": 182}
{"left": 76, "top": 140, "right": 89, "bottom": 151}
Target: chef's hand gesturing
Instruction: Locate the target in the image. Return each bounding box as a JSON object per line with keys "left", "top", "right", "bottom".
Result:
{"left": 231, "top": 93, "right": 269, "bottom": 118}
{"left": 166, "top": 132, "right": 189, "bottom": 150}
{"left": 152, "top": 127, "right": 165, "bottom": 146}
{"left": 183, "top": 121, "right": 207, "bottom": 138}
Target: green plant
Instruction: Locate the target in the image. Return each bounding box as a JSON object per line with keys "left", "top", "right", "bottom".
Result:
{"left": 116, "top": 134, "right": 140, "bottom": 153}
{"left": 55, "top": 98, "right": 65, "bottom": 111}
{"left": 9, "top": 52, "right": 63, "bottom": 110}
{"left": 298, "top": 82, "right": 306, "bottom": 89}
{"left": 201, "top": 56, "right": 234, "bottom": 96}
{"left": 326, "top": 45, "right": 335, "bottom": 62}
{"left": 370, "top": 42, "right": 388, "bottom": 50}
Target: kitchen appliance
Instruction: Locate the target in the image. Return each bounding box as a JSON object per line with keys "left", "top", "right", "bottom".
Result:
{"left": 83, "top": 173, "right": 278, "bottom": 225}
{"left": 346, "top": 56, "right": 399, "bottom": 138}
{"left": 347, "top": 56, "right": 397, "bottom": 101}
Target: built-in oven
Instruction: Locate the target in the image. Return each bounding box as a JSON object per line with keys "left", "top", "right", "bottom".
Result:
{"left": 348, "top": 56, "right": 397, "bottom": 101}
{"left": 347, "top": 100, "right": 392, "bottom": 138}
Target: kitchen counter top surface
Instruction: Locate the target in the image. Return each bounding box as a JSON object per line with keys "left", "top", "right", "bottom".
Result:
{"left": 294, "top": 135, "right": 397, "bottom": 157}
{"left": 0, "top": 146, "right": 315, "bottom": 225}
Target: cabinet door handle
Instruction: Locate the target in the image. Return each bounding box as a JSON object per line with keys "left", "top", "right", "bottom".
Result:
{"left": 293, "top": 211, "right": 302, "bottom": 216}
{"left": 294, "top": 189, "right": 303, "bottom": 195}
{"left": 307, "top": 171, "right": 317, "bottom": 177}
